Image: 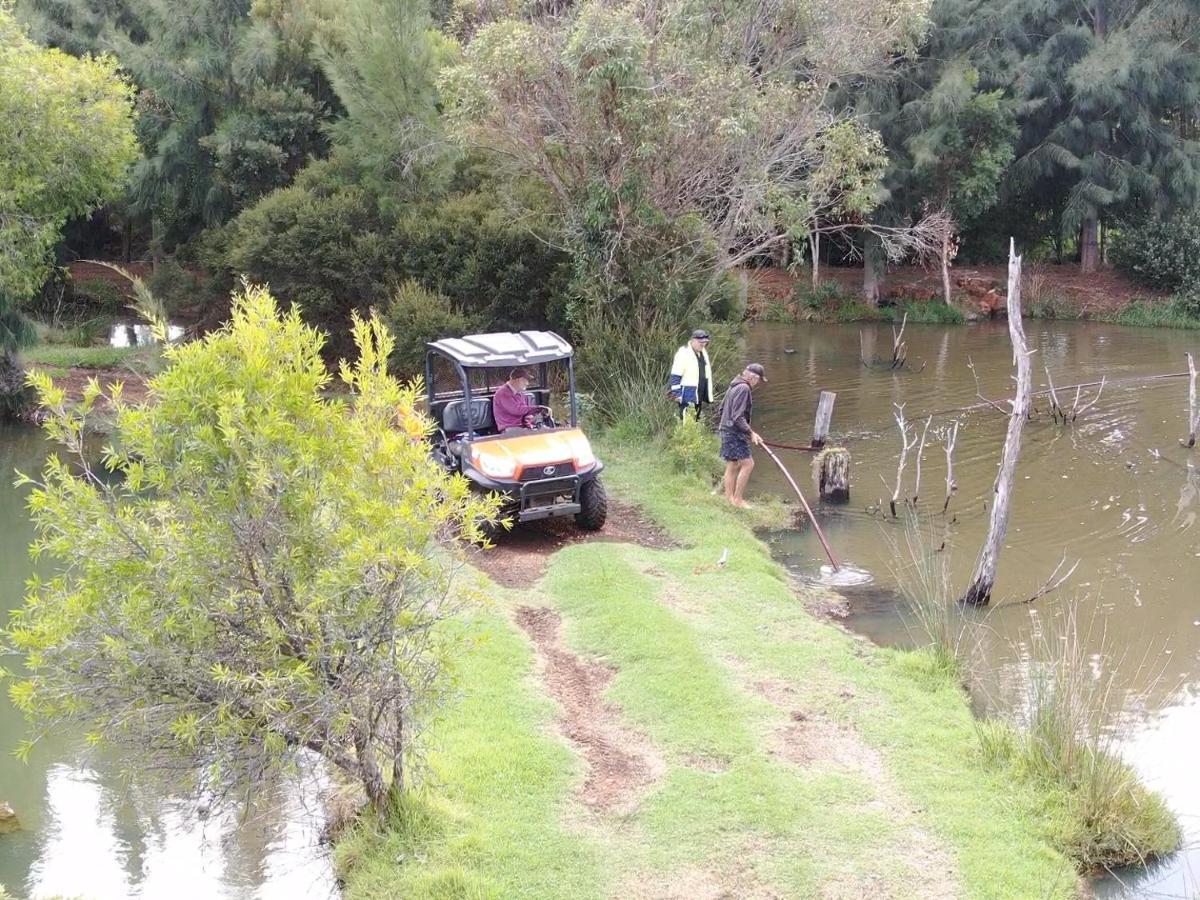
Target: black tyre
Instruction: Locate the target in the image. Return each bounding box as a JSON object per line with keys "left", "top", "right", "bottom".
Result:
{"left": 576, "top": 477, "right": 608, "bottom": 531}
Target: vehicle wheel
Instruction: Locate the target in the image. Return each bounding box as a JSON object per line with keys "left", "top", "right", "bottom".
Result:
{"left": 476, "top": 510, "right": 515, "bottom": 545}
{"left": 576, "top": 477, "right": 607, "bottom": 531}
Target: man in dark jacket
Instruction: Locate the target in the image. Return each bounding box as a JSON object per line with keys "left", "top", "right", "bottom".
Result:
{"left": 718, "top": 363, "right": 766, "bottom": 508}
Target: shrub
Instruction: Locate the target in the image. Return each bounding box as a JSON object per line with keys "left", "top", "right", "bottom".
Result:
{"left": 8, "top": 284, "right": 501, "bottom": 814}
{"left": 1111, "top": 213, "right": 1200, "bottom": 291}
{"left": 221, "top": 159, "right": 395, "bottom": 340}
{"left": 385, "top": 281, "right": 477, "bottom": 379}
{"left": 665, "top": 416, "right": 721, "bottom": 481}
{"left": 70, "top": 277, "right": 126, "bottom": 311}
{"left": 392, "top": 191, "right": 573, "bottom": 332}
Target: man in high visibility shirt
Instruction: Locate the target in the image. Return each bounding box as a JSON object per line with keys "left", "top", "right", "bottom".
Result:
{"left": 668, "top": 329, "right": 714, "bottom": 420}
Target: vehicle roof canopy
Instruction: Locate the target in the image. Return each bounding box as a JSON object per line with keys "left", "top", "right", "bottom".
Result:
{"left": 427, "top": 331, "right": 573, "bottom": 368}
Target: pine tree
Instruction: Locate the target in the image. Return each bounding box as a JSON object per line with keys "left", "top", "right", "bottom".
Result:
{"left": 937, "top": 0, "right": 1200, "bottom": 271}
{"left": 20, "top": 0, "right": 337, "bottom": 247}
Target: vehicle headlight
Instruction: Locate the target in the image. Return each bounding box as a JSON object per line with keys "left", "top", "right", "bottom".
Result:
{"left": 472, "top": 450, "right": 517, "bottom": 480}
{"left": 569, "top": 436, "right": 596, "bottom": 470}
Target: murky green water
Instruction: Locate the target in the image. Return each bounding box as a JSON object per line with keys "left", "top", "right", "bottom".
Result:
{"left": 748, "top": 321, "right": 1200, "bottom": 898}
{"left": 0, "top": 424, "right": 336, "bottom": 899}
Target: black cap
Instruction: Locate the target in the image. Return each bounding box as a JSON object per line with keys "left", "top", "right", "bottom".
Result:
{"left": 746, "top": 363, "right": 767, "bottom": 382}
{"left": 691, "top": 329, "right": 711, "bottom": 341}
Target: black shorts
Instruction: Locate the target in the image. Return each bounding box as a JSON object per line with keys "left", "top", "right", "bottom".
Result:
{"left": 719, "top": 428, "right": 751, "bottom": 461}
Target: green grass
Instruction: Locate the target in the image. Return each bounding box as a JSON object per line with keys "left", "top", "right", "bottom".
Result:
{"left": 1108, "top": 296, "right": 1200, "bottom": 329}
{"left": 338, "top": 438, "right": 1086, "bottom": 898}
{"left": 336, "top": 608, "right": 604, "bottom": 899}
{"left": 20, "top": 344, "right": 149, "bottom": 371}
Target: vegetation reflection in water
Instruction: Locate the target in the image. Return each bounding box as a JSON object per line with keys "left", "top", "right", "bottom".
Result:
{"left": 0, "top": 423, "right": 338, "bottom": 899}
{"left": 750, "top": 321, "right": 1200, "bottom": 896}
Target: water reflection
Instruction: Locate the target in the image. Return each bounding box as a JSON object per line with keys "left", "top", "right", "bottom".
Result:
{"left": 109, "top": 323, "right": 184, "bottom": 348}
{"left": 751, "top": 321, "right": 1200, "bottom": 897}
{"left": 1, "top": 424, "right": 338, "bottom": 898}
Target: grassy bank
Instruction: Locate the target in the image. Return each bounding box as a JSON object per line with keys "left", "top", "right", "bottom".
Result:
{"left": 337, "top": 440, "right": 1083, "bottom": 899}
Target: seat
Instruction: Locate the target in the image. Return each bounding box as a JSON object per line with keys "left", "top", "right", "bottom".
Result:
{"left": 442, "top": 397, "right": 496, "bottom": 435}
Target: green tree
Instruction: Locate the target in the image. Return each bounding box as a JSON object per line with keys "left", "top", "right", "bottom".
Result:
{"left": 439, "top": 0, "right": 933, "bottom": 407}
{"left": 4, "top": 284, "right": 499, "bottom": 812}
{"left": 21, "top": 0, "right": 336, "bottom": 247}
{"left": 311, "top": 0, "right": 456, "bottom": 201}
{"left": 938, "top": 0, "right": 1200, "bottom": 271}
{"left": 0, "top": 5, "right": 137, "bottom": 405}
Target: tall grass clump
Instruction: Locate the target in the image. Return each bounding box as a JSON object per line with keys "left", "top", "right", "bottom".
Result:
{"left": 884, "top": 509, "right": 978, "bottom": 681}
{"left": 1111, "top": 292, "right": 1200, "bottom": 330}
{"left": 976, "top": 604, "right": 1179, "bottom": 870}
{"left": 898, "top": 299, "right": 966, "bottom": 325}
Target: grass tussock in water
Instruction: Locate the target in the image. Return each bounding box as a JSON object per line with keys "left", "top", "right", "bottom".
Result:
{"left": 976, "top": 605, "right": 1179, "bottom": 871}
{"left": 884, "top": 508, "right": 978, "bottom": 681}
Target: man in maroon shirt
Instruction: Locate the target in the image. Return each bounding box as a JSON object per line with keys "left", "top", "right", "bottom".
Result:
{"left": 492, "top": 368, "right": 543, "bottom": 431}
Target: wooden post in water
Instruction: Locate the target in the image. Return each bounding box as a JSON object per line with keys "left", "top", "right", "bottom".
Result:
{"left": 961, "top": 239, "right": 1032, "bottom": 607}
{"left": 813, "top": 448, "right": 851, "bottom": 504}
{"left": 811, "top": 390, "right": 836, "bottom": 448}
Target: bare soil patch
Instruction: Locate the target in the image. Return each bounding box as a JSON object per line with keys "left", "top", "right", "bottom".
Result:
{"left": 749, "top": 263, "right": 1157, "bottom": 317}
{"left": 514, "top": 605, "right": 665, "bottom": 812}
{"left": 21, "top": 367, "right": 151, "bottom": 423}
{"left": 471, "top": 499, "right": 678, "bottom": 588}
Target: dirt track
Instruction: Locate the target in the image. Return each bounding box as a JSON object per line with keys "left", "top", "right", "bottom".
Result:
{"left": 469, "top": 499, "right": 678, "bottom": 588}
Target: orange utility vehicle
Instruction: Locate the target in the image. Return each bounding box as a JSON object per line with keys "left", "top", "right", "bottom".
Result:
{"left": 425, "top": 331, "right": 607, "bottom": 532}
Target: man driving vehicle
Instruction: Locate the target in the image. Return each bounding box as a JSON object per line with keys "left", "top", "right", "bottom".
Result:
{"left": 492, "top": 368, "right": 543, "bottom": 431}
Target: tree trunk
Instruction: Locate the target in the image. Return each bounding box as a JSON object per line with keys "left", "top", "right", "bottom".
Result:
{"left": 0, "top": 351, "right": 29, "bottom": 420}
{"left": 863, "top": 233, "right": 884, "bottom": 306}
{"left": 941, "top": 231, "right": 953, "bottom": 306}
{"left": 810, "top": 231, "right": 821, "bottom": 291}
{"left": 391, "top": 708, "right": 406, "bottom": 794}
{"left": 354, "top": 731, "right": 388, "bottom": 813}
{"left": 1079, "top": 213, "right": 1100, "bottom": 273}
{"left": 961, "top": 240, "right": 1032, "bottom": 606}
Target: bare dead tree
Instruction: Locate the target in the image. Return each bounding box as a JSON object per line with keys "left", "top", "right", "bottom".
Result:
{"left": 943, "top": 420, "right": 959, "bottom": 512}
{"left": 968, "top": 356, "right": 1012, "bottom": 416}
{"left": 890, "top": 403, "right": 919, "bottom": 517}
{"left": 1185, "top": 352, "right": 1198, "bottom": 449}
{"left": 961, "top": 240, "right": 1034, "bottom": 607}
{"left": 1071, "top": 376, "right": 1105, "bottom": 421}
{"left": 912, "top": 416, "right": 932, "bottom": 503}
{"left": 892, "top": 312, "right": 909, "bottom": 369}
{"left": 1045, "top": 365, "right": 1065, "bottom": 424}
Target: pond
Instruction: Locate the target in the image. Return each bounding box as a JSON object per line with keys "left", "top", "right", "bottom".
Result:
{"left": 0, "top": 424, "right": 338, "bottom": 899}
{"left": 109, "top": 323, "right": 185, "bottom": 348}
{"left": 748, "top": 321, "right": 1200, "bottom": 898}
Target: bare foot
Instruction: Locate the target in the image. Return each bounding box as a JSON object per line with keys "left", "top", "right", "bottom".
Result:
{"left": 732, "top": 499, "right": 754, "bottom": 510}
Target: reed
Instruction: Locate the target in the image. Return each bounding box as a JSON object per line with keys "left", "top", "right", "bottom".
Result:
{"left": 977, "top": 603, "right": 1179, "bottom": 870}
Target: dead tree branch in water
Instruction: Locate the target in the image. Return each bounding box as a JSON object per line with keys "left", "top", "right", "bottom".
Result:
{"left": 968, "top": 356, "right": 1011, "bottom": 416}
{"left": 912, "top": 416, "right": 932, "bottom": 504}
{"left": 1020, "top": 553, "right": 1081, "bottom": 605}
{"left": 1046, "top": 366, "right": 1065, "bottom": 423}
{"left": 1046, "top": 368, "right": 1105, "bottom": 424}
{"left": 943, "top": 420, "right": 959, "bottom": 512}
{"left": 890, "top": 404, "right": 919, "bottom": 517}
{"left": 1071, "top": 376, "right": 1105, "bottom": 421}
{"left": 961, "top": 240, "right": 1033, "bottom": 607}
{"left": 1185, "top": 353, "right": 1198, "bottom": 449}
{"left": 892, "top": 312, "right": 909, "bottom": 369}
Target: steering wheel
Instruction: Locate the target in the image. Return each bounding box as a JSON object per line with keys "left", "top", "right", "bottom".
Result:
{"left": 535, "top": 405, "right": 556, "bottom": 428}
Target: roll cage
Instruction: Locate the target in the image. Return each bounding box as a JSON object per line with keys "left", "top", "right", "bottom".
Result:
{"left": 425, "top": 330, "right": 579, "bottom": 439}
